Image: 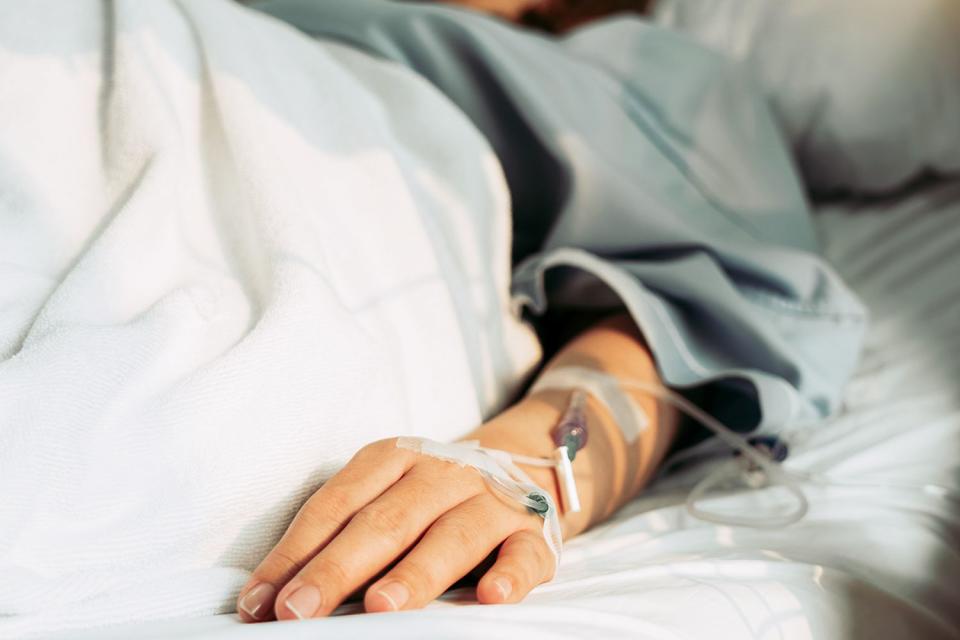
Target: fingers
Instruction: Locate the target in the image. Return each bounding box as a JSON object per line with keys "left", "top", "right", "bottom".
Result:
{"left": 363, "top": 495, "right": 542, "bottom": 613}
{"left": 272, "top": 465, "right": 484, "bottom": 620}
{"left": 476, "top": 529, "right": 555, "bottom": 605}
{"left": 238, "top": 438, "right": 558, "bottom": 623}
{"left": 238, "top": 439, "right": 413, "bottom": 622}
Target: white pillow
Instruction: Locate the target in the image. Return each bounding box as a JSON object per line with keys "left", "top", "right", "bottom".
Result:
{"left": 652, "top": 0, "right": 960, "bottom": 195}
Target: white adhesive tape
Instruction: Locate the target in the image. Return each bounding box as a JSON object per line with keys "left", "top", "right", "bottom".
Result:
{"left": 530, "top": 367, "right": 649, "bottom": 442}
{"left": 396, "top": 437, "right": 563, "bottom": 570}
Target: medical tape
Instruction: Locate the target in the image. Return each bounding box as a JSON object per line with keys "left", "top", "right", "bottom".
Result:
{"left": 395, "top": 437, "right": 563, "bottom": 569}
{"left": 530, "top": 367, "right": 649, "bottom": 443}
{"left": 528, "top": 366, "right": 810, "bottom": 529}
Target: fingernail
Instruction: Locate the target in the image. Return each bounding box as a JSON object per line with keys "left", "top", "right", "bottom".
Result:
{"left": 493, "top": 576, "right": 512, "bottom": 601}
{"left": 239, "top": 582, "right": 276, "bottom": 620}
{"left": 375, "top": 581, "right": 409, "bottom": 611}
{"left": 284, "top": 584, "right": 323, "bottom": 620}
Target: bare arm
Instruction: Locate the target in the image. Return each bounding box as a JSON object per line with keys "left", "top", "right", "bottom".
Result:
{"left": 469, "top": 313, "right": 679, "bottom": 538}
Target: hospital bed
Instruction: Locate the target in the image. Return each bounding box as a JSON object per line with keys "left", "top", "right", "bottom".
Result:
{"left": 49, "top": 178, "right": 960, "bottom": 640}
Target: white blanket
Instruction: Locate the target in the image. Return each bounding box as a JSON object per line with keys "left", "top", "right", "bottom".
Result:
{"left": 0, "top": 1, "right": 540, "bottom": 635}
{"left": 43, "top": 181, "right": 960, "bottom": 640}
{"left": 41, "top": 182, "right": 960, "bottom": 640}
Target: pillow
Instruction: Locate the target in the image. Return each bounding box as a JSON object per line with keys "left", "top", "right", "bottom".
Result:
{"left": 652, "top": 0, "right": 960, "bottom": 195}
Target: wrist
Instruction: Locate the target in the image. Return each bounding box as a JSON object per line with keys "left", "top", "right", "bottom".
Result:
{"left": 466, "top": 390, "right": 610, "bottom": 538}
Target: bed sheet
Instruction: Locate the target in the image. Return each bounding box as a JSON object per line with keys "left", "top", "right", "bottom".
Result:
{"left": 46, "top": 181, "right": 960, "bottom": 639}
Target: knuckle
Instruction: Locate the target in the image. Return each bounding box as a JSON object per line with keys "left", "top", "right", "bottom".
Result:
{"left": 408, "top": 462, "right": 483, "bottom": 498}
{"left": 432, "top": 516, "right": 483, "bottom": 551}
{"left": 512, "top": 530, "right": 554, "bottom": 582}
{"left": 390, "top": 562, "right": 432, "bottom": 596}
{"left": 292, "top": 507, "right": 325, "bottom": 538}
{"left": 351, "top": 504, "right": 407, "bottom": 543}
{"left": 256, "top": 546, "right": 303, "bottom": 585}
{"left": 316, "top": 484, "right": 355, "bottom": 523}
{"left": 309, "top": 555, "right": 352, "bottom": 589}
{"left": 532, "top": 540, "right": 556, "bottom": 582}
{"left": 269, "top": 547, "right": 303, "bottom": 573}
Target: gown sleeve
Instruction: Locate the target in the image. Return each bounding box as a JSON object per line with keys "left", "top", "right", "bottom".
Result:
{"left": 254, "top": 0, "right": 868, "bottom": 435}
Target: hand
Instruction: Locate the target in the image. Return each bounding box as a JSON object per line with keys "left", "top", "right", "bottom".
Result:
{"left": 236, "top": 437, "right": 556, "bottom": 621}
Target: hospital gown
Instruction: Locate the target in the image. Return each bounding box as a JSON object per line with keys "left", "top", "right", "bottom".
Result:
{"left": 256, "top": 0, "right": 868, "bottom": 438}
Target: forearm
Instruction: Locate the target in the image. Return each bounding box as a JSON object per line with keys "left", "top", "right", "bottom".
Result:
{"left": 468, "top": 314, "right": 679, "bottom": 538}
{"left": 240, "top": 314, "right": 677, "bottom": 620}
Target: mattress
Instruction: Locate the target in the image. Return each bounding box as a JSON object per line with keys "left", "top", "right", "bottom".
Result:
{"left": 43, "top": 180, "right": 960, "bottom": 639}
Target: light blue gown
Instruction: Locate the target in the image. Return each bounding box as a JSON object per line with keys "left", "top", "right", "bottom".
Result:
{"left": 254, "top": 0, "right": 868, "bottom": 440}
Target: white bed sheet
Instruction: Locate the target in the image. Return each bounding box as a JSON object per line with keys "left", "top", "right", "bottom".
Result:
{"left": 48, "top": 183, "right": 960, "bottom": 640}
{"left": 46, "top": 181, "right": 960, "bottom": 639}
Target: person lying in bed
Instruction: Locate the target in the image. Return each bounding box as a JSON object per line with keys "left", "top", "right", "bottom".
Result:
{"left": 238, "top": 313, "right": 673, "bottom": 621}
{"left": 235, "top": 0, "right": 867, "bottom": 623}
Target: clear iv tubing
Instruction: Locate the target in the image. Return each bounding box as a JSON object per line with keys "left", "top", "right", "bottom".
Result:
{"left": 614, "top": 378, "right": 960, "bottom": 527}
{"left": 479, "top": 449, "right": 554, "bottom": 514}
{"left": 506, "top": 367, "right": 958, "bottom": 527}
{"left": 487, "top": 475, "right": 548, "bottom": 514}
{"left": 614, "top": 379, "right": 810, "bottom": 528}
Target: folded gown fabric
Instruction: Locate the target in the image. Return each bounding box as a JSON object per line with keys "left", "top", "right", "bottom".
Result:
{"left": 0, "top": 0, "right": 866, "bottom": 636}
{"left": 256, "top": 0, "right": 868, "bottom": 433}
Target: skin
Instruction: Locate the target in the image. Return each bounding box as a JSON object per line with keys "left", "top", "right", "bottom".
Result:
{"left": 437, "top": 0, "right": 655, "bottom": 33}
{"left": 236, "top": 315, "right": 679, "bottom": 621}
